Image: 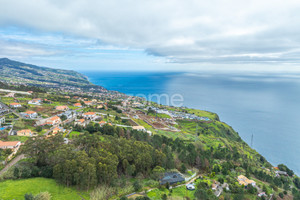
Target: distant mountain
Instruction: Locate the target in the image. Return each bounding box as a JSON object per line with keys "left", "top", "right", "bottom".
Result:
{"left": 0, "top": 58, "right": 103, "bottom": 90}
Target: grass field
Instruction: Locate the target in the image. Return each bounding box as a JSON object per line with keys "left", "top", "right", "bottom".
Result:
{"left": 147, "top": 186, "right": 195, "bottom": 200}
{"left": 68, "top": 131, "right": 82, "bottom": 138}
{"left": 0, "top": 178, "right": 90, "bottom": 200}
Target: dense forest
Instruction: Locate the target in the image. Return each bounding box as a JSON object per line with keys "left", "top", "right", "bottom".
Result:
{"left": 12, "top": 123, "right": 300, "bottom": 199}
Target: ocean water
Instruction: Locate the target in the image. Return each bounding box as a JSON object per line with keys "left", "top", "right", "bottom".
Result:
{"left": 82, "top": 71, "right": 300, "bottom": 175}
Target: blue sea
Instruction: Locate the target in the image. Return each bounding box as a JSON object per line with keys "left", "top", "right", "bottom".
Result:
{"left": 82, "top": 71, "right": 300, "bottom": 175}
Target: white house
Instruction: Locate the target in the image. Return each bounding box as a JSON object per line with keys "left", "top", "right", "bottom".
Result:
{"left": 10, "top": 103, "right": 21, "bottom": 108}
{"left": 82, "top": 112, "right": 97, "bottom": 120}
{"left": 28, "top": 98, "right": 42, "bottom": 105}
{"left": 0, "top": 117, "right": 5, "bottom": 127}
{"left": 21, "top": 111, "right": 38, "bottom": 119}
{"left": 132, "top": 126, "right": 146, "bottom": 131}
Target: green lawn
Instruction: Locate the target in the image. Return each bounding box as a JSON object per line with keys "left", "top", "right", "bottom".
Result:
{"left": 7, "top": 135, "right": 29, "bottom": 143}
{"left": 0, "top": 178, "right": 90, "bottom": 200}
{"left": 68, "top": 131, "right": 82, "bottom": 138}
{"left": 147, "top": 186, "right": 195, "bottom": 200}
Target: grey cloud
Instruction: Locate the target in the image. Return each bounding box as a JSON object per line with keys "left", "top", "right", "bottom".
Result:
{"left": 0, "top": 0, "right": 300, "bottom": 65}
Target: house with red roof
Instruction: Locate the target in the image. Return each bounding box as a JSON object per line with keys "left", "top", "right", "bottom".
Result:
{"left": 82, "top": 112, "right": 97, "bottom": 120}
{"left": 46, "top": 116, "right": 61, "bottom": 126}
{"left": 17, "top": 129, "right": 34, "bottom": 137}
{"left": 55, "top": 105, "right": 69, "bottom": 111}
{"left": 0, "top": 140, "right": 21, "bottom": 149}
{"left": 73, "top": 103, "right": 82, "bottom": 108}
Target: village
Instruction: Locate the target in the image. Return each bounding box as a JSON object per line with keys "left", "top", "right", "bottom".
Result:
{"left": 0, "top": 88, "right": 295, "bottom": 200}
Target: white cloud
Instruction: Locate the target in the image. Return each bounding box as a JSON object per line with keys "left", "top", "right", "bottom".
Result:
{"left": 0, "top": 0, "right": 300, "bottom": 66}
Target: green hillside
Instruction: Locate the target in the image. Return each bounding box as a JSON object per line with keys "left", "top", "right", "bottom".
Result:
{"left": 0, "top": 58, "right": 100, "bottom": 89}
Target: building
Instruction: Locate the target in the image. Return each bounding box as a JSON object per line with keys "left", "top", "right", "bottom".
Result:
{"left": 46, "top": 116, "right": 61, "bottom": 126}
{"left": 52, "top": 127, "right": 65, "bottom": 135}
{"left": 275, "top": 170, "right": 288, "bottom": 177}
{"left": 17, "top": 129, "right": 33, "bottom": 137}
{"left": 28, "top": 98, "right": 42, "bottom": 105}
{"left": 10, "top": 103, "right": 21, "bottom": 108}
{"left": 55, "top": 105, "right": 69, "bottom": 111}
{"left": 6, "top": 93, "right": 15, "bottom": 97}
{"left": 82, "top": 112, "right": 97, "bottom": 120}
{"left": 73, "top": 103, "right": 82, "bottom": 108}
{"left": 74, "top": 118, "right": 88, "bottom": 127}
{"left": 84, "top": 101, "right": 93, "bottom": 106}
{"left": 160, "top": 172, "right": 185, "bottom": 185}
{"left": 237, "top": 175, "right": 256, "bottom": 187}
{"left": 0, "top": 117, "right": 5, "bottom": 127}
{"left": 21, "top": 111, "right": 38, "bottom": 119}
{"left": 132, "top": 102, "right": 144, "bottom": 108}
{"left": 59, "top": 110, "right": 76, "bottom": 119}
{"left": 0, "top": 140, "right": 21, "bottom": 149}
{"left": 132, "top": 126, "right": 146, "bottom": 131}
{"left": 98, "top": 120, "right": 107, "bottom": 127}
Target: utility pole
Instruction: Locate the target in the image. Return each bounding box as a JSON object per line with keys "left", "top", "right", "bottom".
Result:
{"left": 251, "top": 134, "right": 254, "bottom": 148}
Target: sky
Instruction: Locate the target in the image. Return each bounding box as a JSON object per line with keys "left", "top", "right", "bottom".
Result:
{"left": 0, "top": 0, "right": 300, "bottom": 71}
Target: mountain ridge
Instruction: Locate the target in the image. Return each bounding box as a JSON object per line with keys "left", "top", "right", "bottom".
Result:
{"left": 0, "top": 58, "right": 104, "bottom": 90}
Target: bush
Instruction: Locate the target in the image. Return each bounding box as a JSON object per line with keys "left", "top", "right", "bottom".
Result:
{"left": 24, "top": 193, "right": 34, "bottom": 200}
{"left": 34, "top": 192, "right": 51, "bottom": 200}
{"left": 279, "top": 192, "right": 284, "bottom": 198}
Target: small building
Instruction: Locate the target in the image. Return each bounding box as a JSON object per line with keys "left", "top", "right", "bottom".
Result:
{"left": 275, "top": 170, "right": 288, "bottom": 177}
{"left": 75, "top": 119, "right": 88, "bottom": 127}
{"left": 132, "top": 126, "right": 146, "bottom": 131}
{"left": 21, "top": 111, "right": 38, "bottom": 119}
{"left": 237, "top": 175, "right": 256, "bottom": 187}
{"left": 0, "top": 117, "right": 5, "bottom": 127}
{"left": 46, "top": 116, "right": 61, "bottom": 126}
{"left": 258, "top": 192, "right": 267, "bottom": 197}
{"left": 82, "top": 112, "right": 96, "bottom": 120}
{"left": 10, "top": 103, "right": 21, "bottom": 108}
{"left": 52, "top": 127, "right": 65, "bottom": 135}
{"left": 132, "top": 102, "right": 144, "bottom": 108}
{"left": 98, "top": 121, "right": 107, "bottom": 127}
{"left": 59, "top": 110, "right": 76, "bottom": 119}
{"left": 17, "top": 129, "right": 33, "bottom": 137}
{"left": 73, "top": 103, "right": 82, "bottom": 108}
{"left": 55, "top": 105, "right": 69, "bottom": 111}
{"left": 84, "top": 101, "right": 93, "bottom": 106}
{"left": 28, "top": 98, "right": 42, "bottom": 105}
{"left": 6, "top": 93, "right": 15, "bottom": 97}
{"left": 160, "top": 172, "right": 185, "bottom": 185}
{"left": 0, "top": 140, "right": 21, "bottom": 149}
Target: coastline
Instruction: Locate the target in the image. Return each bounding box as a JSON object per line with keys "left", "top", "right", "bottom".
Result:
{"left": 82, "top": 70, "right": 300, "bottom": 175}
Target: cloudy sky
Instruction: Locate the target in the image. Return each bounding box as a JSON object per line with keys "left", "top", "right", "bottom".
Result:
{"left": 0, "top": 0, "right": 300, "bottom": 71}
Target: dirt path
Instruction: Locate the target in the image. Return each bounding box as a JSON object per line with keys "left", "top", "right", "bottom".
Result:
{"left": 0, "top": 154, "right": 25, "bottom": 176}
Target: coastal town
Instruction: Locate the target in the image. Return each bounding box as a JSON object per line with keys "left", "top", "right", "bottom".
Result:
{"left": 0, "top": 86, "right": 298, "bottom": 200}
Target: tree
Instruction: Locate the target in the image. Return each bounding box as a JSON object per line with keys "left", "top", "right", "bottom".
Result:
{"left": 194, "top": 189, "right": 209, "bottom": 200}
{"left": 60, "top": 115, "right": 67, "bottom": 121}
{"left": 133, "top": 180, "right": 142, "bottom": 191}
{"left": 13, "top": 167, "right": 19, "bottom": 178}
{"left": 162, "top": 194, "right": 167, "bottom": 200}
{"left": 36, "top": 126, "right": 42, "bottom": 132}
{"left": 180, "top": 163, "right": 187, "bottom": 173}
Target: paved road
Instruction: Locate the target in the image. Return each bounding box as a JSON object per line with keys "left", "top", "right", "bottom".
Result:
{"left": 0, "top": 154, "right": 25, "bottom": 176}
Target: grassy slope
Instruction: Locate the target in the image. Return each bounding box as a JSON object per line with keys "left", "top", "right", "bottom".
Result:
{"left": 0, "top": 178, "right": 90, "bottom": 200}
